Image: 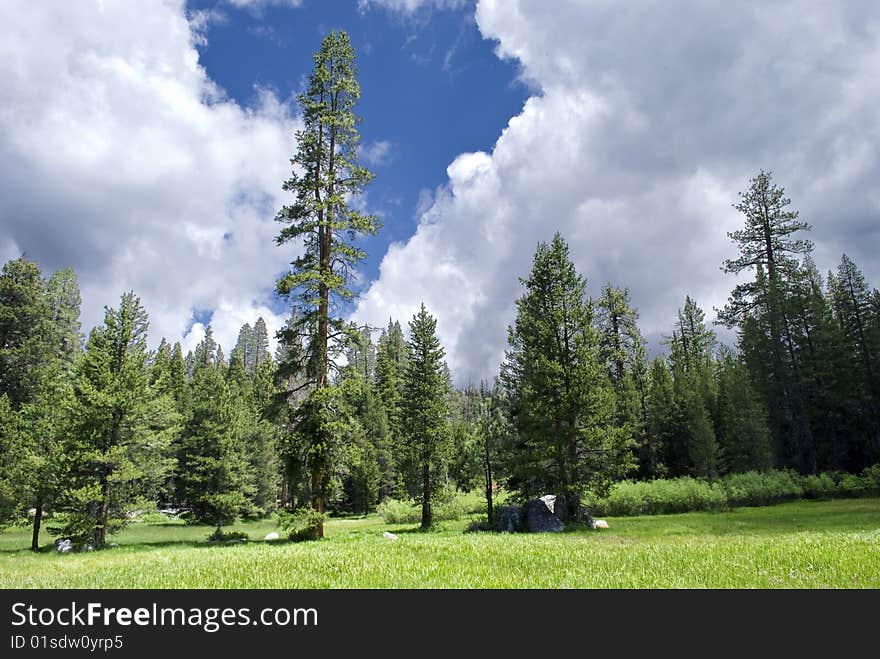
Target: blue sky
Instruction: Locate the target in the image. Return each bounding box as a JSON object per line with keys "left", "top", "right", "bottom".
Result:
{"left": 1, "top": 1, "right": 877, "bottom": 384}
{"left": 189, "top": 0, "right": 528, "bottom": 307}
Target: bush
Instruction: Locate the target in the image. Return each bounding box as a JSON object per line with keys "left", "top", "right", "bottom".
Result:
{"left": 599, "top": 477, "right": 727, "bottom": 516}
{"left": 278, "top": 508, "right": 324, "bottom": 542}
{"left": 861, "top": 464, "right": 880, "bottom": 495}
{"left": 377, "top": 498, "right": 421, "bottom": 524}
{"left": 722, "top": 470, "right": 802, "bottom": 507}
{"left": 377, "top": 491, "right": 477, "bottom": 524}
{"left": 207, "top": 528, "right": 249, "bottom": 543}
{"left": 838, "top": 473, "right": 869, "bottom": 498}
{"left": 588, "top": 465, "right": 880, "bottom": 518}
{"left": 801, "top": 473, "right": 836, "bottom": 499}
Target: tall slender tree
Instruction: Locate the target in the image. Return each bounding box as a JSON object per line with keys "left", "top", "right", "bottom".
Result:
{"left": 719, "top": 171, "right": 814, "bottom": 470}
{"left": 274, "top": 30, "right": 378, "bottom": 536}
{"left": 667, "top": 296, "right": 718, "bottom": 478}
{"left": 401, "top": 304, "right": 450, "bottom": 530}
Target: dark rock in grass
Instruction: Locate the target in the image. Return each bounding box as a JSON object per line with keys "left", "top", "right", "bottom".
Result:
{"left": 523, "top": 498, "right": 564, "bottom": 533}
{"left": 495, "top": 505, "right": 522, "bottom": 533}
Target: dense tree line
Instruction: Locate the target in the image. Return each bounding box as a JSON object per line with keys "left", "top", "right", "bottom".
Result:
{"left": 0, "top": 172, "right": 877, "bottom": 546}
{"left": 1, "top": 30, "right": 877, "bottom": 548}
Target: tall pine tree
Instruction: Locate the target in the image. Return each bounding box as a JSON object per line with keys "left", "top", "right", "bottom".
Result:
{"left": 274, "top": 31, "right": 378, "bottom": 537}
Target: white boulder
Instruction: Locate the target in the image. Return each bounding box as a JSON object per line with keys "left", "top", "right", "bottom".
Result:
{"left": 383, "top": 532, "right": 399, "bottom": 541}
{"left": 264, "top": 532, "right": 280, "bottom": 541}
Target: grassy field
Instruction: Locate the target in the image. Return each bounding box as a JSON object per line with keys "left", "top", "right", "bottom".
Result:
{"left": 1, "top": 498, "right": 878, "bottom": 588}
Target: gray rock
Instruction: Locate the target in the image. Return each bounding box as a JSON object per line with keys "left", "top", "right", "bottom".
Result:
{"left": 382, "top": 532, "right": 399, "bottom": 541}
{"left": 264, "top": 532, "right": 280, "bottom": 541}
{"left": 539, "top": 494, "right": 556, "bottom": 513}
{"left": 55, "top": 539, "right": 73, "bottom": 553}
{"left": 495, "top": 505, "right": 521, "bottom": 533}
{"left": 523, "top": 498, "right": 564, "bottom": 533}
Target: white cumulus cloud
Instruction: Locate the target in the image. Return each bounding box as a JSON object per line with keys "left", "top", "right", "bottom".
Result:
{"left": 353, "top": 0, "right": 880, "bottom": 385}
{"left": 0, "top": 0, "right": 302, "bottom": 355}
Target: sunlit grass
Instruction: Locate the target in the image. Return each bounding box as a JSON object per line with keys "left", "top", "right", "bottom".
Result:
{"left": 1, "top": 499, "right": 877, "bottom": 588}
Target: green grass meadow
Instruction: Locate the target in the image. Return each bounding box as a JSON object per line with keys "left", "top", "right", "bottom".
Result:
{"left": 1, "top": 498, "right": 878, "bottom": 588}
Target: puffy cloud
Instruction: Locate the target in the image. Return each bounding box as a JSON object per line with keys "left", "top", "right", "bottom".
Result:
{"left": 353, "top": 0, "right": 880, "bottom": 385}
{"left": 0, "top": 0, "right": 300, "bottom": 355}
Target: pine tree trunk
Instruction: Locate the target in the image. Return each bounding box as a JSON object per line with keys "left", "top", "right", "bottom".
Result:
{"left": 30, "top": 500, "right": 43, "bottom": 552}
{"left": 421, "top": 462, "right": 432, "bottom": 530}
{"left": 484, "top": 440, "right": 493, "bottom": 525}
{"left": 311, "top": 469, "right": 324, "bottom": 539}
{"left": 96, "top": 476, "right": 110, "bottom": 549}
{"left": 281, "top": 472, "right": 289, "bottom": 508}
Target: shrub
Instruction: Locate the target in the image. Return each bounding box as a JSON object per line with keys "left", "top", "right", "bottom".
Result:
{"left": 588, "top": 465, "right": 880, "bottom": 518}
{"left": 278, "top": 508, "right": 324, "bottom": 542}
{"left": 861, "top": 464, "right": 880, "bottom": 495}
{"left": 722, "top": 470, "right": 802, "bottom": 507}
{"left": 838, "top": 473, "right": 869, "bottom": 498}
{"left": 377, "top": 491, "right": 477, "bottom": 524}
{"left": 377, "top": 498, "right": 421, "bottom": 524}
{"left": 600, "top": 477, "right": 727, "bottom": 516}
{"left": 801, "top": 473, "right": 836, "bottom": 499}
{"left": 207, "top": 528, "right": 249, "bottom": 543}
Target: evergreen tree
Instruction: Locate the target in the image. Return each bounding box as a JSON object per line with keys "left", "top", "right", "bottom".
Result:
{"left": 0, "top": 257, "right": 55, "bottom": 409}
{"left": 828, "top": 254, "right": 880, "bottom": 467}
{"left": 61, "top": 292, "right": 176, "bottom": 548}
{"left": 179, "top": 356, "right": 256, "bottom": 529}
{"left": 401, "top": 304, "right": 450, "bottom": 530}
{"left": 644, "top": 357, "right": 674, "bottom": 478}
{"left": 244, "top": 355, "right": 282, "bottom": 514}
{"left": 339, "top": 339, "right": 393, "bottom": 506}
{"left": 375, "top": 319, "right": 406, "bottom": 494}
{"left": 715, "top": 350, "right": 774, "bottom": 473}
{"left": 193, "top": 326, "right": 218, "bottom": 373}
{"left": 502, "top": 234, "right": 632, "bottom": 514}
{"left": 478, "top": 378, "right": 509, "bottom": 524}
{"left": 344, "top": 414, "right": 380, "bottom": 516}
{"left": 0, "top": 395, "right": 24, "bottom": 527}
{"left": 45, "top": 268, "right": 82, "bottom": 372}
{"left": 596, "top": 284, "right": 642, "bottom": 384}
{"left": 230, "top": 323, "right": 253, "bottom": 379}
{"left": 595, "top": 284, "right": 650, "bottom": 477}
{"left": 666, "top": 296, "right": 719, "bottom": 478}
{"left": 251, "top": 317, "right": 270, "bottom": 371}
{"left": 447, "top": 386, "right": 484, "bottom": 493}
{"left": 0, "top": 259, "right": 81, "bottom": 549}
{"left": 274, "top": 31, "right": 378, "bottom": 536}
{"left": 719, "top": 170, "right": 814, "bottom": 471}
{"left": 168, "top": 342, "right": 188, "bottom": 408}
